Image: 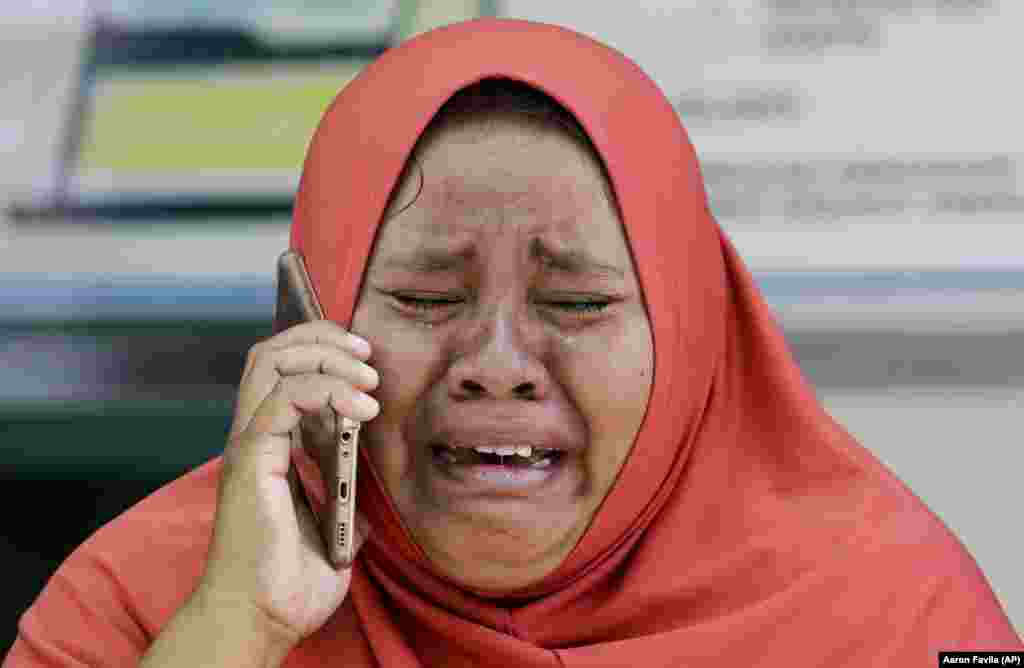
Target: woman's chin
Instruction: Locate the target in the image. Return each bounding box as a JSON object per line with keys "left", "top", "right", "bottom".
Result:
{"left": 426, "top": 550, "right": 561, "bottom": 594}
{"left": 386, "top": 441, "right": 593, "bottom": 591}
{"left": 410, "top": 518, "right": 585, "bottom": 594}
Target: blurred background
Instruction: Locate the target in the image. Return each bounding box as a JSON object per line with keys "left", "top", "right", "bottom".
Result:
{"left": 1, "top": 0, "right": 1021, "bottom": 652}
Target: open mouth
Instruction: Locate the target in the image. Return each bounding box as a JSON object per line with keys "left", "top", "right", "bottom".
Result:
{"left": 425, "top": 436, "right": 579, "bottom": 496}
{"left": 430, "top": 443, "right": 565, "bottom": 469}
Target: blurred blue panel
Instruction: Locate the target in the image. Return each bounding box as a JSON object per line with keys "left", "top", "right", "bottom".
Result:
{"left": 0, "top": 273, "right": 273, "bottom": 322}
{"left": 2, "top": 270, "right": 1023, "bottom": 324}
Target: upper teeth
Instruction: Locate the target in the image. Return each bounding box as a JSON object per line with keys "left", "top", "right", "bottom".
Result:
{"left": 473, "top": 445, "right": 534, "bottom": 457}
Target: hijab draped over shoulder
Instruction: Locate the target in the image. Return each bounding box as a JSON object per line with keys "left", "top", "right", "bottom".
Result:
{"left": 6, "top": 17, "right": 1019, "bottom": 668}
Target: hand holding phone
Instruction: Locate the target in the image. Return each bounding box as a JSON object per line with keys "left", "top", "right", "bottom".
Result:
{"left": 190, "top": 250, "right": 378, "bottom": 650}
{"left": 273, "top": 249, "right": 365, "bottom": 569}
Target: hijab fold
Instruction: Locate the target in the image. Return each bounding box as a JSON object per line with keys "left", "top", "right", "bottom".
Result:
{"left": 287, "top": 17, "right": 1021, "bottom": 666}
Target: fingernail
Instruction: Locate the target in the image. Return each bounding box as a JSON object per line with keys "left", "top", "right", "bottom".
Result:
{"left": 356, "top": 392, "right": 379, "bottom": 418}
{"left": 361, "top": 364, "right": 380, "bottom": 389}
{"left": 349, "top": 333, "right": 371, "bottom": 356}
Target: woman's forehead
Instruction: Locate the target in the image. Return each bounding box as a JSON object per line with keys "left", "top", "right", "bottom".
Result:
{"left": 374, "top": 120, "right": 629, "bottom": 260}
{"left": 419, "top": 174, "right": 604, "bottom": 233}
{"left": 372, "top": 183, "right": 631, "bottom": 275}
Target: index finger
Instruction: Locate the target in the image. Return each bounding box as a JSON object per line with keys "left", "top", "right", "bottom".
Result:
{"left": 239, "top": 321, "right": 372, "bottom": 389}
{"left": 266, "top": 321, "right": 372, "bottom": 359}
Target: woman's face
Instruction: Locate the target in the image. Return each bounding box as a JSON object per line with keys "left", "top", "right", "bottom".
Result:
{"left": 350, "top": 114, "right": 653, "bottom": 592}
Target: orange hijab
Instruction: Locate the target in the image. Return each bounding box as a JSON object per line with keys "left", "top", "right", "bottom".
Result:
{"left": 288, "top": 17, "right": 1020, "bottom": 666}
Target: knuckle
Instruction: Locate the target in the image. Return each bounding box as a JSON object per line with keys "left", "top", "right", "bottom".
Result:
{"left": 283, "top": 373, "right": 330, "bottom": 408}
{"left": 275, "top": 372, "right": 303, "bottom": 396}
{"left": 314, "top": 345, "right": 365, "bottom": 378}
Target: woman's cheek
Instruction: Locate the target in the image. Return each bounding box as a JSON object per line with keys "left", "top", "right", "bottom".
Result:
{"left": 564, "top": 318, "right": 652, "bottom": 491}
{"left": 372, "top": 334, "right": 451, "bottom": 479}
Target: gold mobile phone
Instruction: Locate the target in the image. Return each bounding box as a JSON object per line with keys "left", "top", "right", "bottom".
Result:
{"left": 274, "top": 249, "right": 361, "bottom": 568}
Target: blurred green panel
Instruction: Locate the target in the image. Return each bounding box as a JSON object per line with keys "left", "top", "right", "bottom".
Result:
{"left": 0, "top": 318, "right": 267, "bottom": 481}
{"left": 2, "top": 401, "right": 233, "bottom": 481}
{"left": 77, "top": 0, "right": 495, "bottom": 174}
{"left": 80, "top": 62, "right": 366, "bottom": 171}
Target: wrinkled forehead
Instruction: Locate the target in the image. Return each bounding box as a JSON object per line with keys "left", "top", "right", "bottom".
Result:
{"left": 369, "top": 114, "right": 633, "bottom": 272}
{"left": 387, "top": 174, "right": 607, "bottom": 239}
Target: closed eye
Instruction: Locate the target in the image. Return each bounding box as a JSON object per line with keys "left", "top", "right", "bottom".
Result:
{"left": 393, "top": 295, "right": 462, "bottom": 311}
{"left": 392, "top": 294, "right": 611, "bottom": 315}
{"left": 546, "top": 300, "right": 610, "bottom": 314}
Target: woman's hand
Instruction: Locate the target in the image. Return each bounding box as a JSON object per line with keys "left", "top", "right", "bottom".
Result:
{"left": 196, "top": 320, "right": 380, "bottom": 651}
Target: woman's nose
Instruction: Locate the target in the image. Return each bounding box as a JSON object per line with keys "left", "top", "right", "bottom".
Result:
{"left": 446, "top": 304, "right": 549, "bottom": 402}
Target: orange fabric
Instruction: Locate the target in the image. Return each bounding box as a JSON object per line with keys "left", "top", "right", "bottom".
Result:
{"left": 6, "top": 17, "right": 1020, "bottom": 667}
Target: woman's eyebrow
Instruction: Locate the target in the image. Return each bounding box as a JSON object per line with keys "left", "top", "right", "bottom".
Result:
{"left": 378, "top": 244, "right": 476, "bottom": 274}
{"left": 379, "top": 238, "right": 625, "bottom": 280}
{"left": 529, "top": 238, "right": 626, "bottom": 279}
